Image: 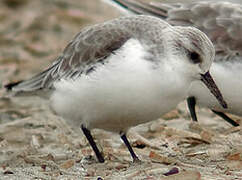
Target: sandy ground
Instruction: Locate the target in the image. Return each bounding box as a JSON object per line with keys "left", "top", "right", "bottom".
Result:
{"left": 0, "top": 0, "right": 242, "bottom": 179}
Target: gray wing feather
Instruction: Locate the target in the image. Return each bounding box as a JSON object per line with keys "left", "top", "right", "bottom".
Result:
{"left": 10, "top": 22, "right": 131, "bottom": 92}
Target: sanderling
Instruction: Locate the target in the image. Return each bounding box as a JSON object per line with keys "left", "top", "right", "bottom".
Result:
{"left": 5, "top": 15, "right": 227, "bottom": 163}
{"left": 106, "top": 0, "right": 241, "bottom": 126}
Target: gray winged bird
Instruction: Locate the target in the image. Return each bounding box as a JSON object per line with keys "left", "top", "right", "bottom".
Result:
{"left": 105, "top": 0, "right": 242, "bottom": 126}
{"left": 5, "top": 15, "right": 227, "bottom": 163}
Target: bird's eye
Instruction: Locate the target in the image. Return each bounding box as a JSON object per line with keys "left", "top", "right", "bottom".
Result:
{"left": 189, "top": 51, "right": 201, "bottom": 64}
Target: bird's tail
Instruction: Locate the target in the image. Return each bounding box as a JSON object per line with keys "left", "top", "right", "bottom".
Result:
{"left": 4, "top": 61, "right": 60, "bottom": 97}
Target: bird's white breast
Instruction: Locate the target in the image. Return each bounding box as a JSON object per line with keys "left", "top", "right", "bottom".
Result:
{"left": 51, "top": 39, "right": 190, "bottom": 132}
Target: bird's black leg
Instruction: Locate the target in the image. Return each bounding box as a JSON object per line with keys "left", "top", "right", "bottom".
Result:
{"left": 120, "top": 132, "right": 140, "bottom": 163}
{"left": 187, "top": 96, "right": 198, "bottom": 122}
{"left": 81, "top": 125, "right": 105, "bottom": 163}
{"left": 211, "top": 110, "right": 239, "bottom": 127}
{"left": 187, "top": 97, "right": 239, "bottom": 127}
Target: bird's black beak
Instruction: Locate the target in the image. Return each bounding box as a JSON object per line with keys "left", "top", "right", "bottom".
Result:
{"left": 200, "top": 71, "right": 228, "bottom": 109}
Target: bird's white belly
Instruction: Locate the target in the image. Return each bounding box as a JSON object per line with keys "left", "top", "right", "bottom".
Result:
{"left": 51, "top": 54, "right": 189, "bottom": 132}
{"left": 189, "top": 61, "right": 242, "bottom": 116}
{"left": 51, "top": 65, "right": 187, "bottom": 132}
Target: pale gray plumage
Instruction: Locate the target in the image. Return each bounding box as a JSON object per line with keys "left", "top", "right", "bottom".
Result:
{"left": 8, "top": 15, "right": 215, "bottom": 94}
{"left": 8, "top": 15, "right": 172, "bottom": 92}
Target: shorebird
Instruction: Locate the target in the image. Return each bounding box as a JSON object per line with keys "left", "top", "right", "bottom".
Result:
{"left": 105, "top": 0, "right": 241, "bottom": 127}
{"left": 5, "top": 15, "right": 227, "bottom": 163}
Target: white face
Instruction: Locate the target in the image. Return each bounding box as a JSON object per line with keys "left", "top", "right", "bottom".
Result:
{"left": 166, "top": 26, "right": 227, "bottom": 109}
{"left": 168, "top": 26, "right": 215, "bottom": 80}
